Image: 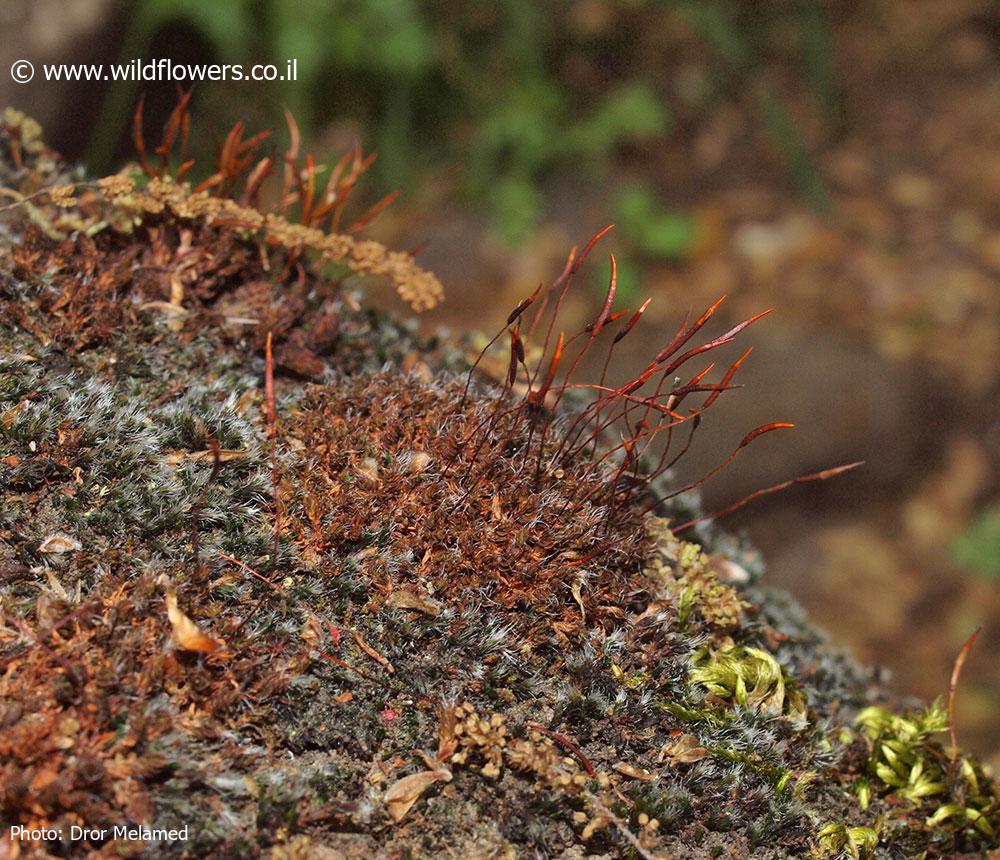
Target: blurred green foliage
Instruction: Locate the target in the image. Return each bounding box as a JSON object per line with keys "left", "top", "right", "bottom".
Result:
{"left": 615, "top": 187, "right": 697, "bottom": 261}
{"left": 93, "top": 0, "right": 834, "bottom": 241}
{"left": 469, "top": 79, "right": 668, "bottom": 242}
{"left": 676, "top": 0, "right": 834, "bottom": 212}
{"left": 952, "top": 509, "right": 1000, "bottom": 581}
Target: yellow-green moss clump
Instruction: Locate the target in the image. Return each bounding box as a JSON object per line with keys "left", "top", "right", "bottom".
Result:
{"left": 1, "top": 112, "right": 997, "bottom": 859}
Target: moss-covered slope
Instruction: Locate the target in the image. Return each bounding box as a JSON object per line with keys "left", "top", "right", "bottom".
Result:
{"left": 0, "top": 110, "right": 996, "bottom": 860}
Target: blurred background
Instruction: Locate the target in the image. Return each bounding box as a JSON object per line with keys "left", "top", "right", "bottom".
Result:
{"left": 2, "top": 0, "right": 998, "bottom": 760}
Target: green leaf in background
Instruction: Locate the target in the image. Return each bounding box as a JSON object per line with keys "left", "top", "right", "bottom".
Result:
{"left": 471, "top": 80, "right": 565, "bottom": 180}
{"left": 88, "top": 0, "right": 839, "bottom": 239}
{"left": 797, "top": 0, "right": 836, "bottom": 119}
{"left": 574, "top": 82, "right": 671, "bottom": 157}
{"left": 323, "top": 0, "right": 431, "bottom": 75}
{"left": 615, "top": 187, "right": 696, "bottom": 261}
{"left": 492, "top": 175, "right": 544, "bottom": 246}
{"left": 471, "top": 80, "right": 669, "bottom": 240}
{"left": 952, "top": 509, "right": 1000, "bottom": 580}
{"left": 672, "top": 0, "right": 834, "bottom": 215}
{"left": 755, "top": 88, "right": 831, "bottom": 214}
{"left": 678, "top": 0, "right": 750, "bottom": 69}
{"left": 590, "top": 255, "right": 641, "bottom": 309}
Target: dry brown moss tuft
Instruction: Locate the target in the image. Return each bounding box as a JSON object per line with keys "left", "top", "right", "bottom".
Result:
{"left": 7, "top": 218, "right": 354, "bottom": 378}
{"left": 286, "top": 371, "right": 648, "bottom": 641}
{"left": 0, "top": 573, "right": 305, "bottom": 839}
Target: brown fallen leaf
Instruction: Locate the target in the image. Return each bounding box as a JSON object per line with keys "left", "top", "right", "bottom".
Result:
{"left": 708, "top": 554, "right": 751, "bottom": 584}
{"left": 299, "top": 611, "right": 325, "bottom": 648}
{"left": 276, "top": 343, "right": 326, "bottom": 381}
{"left": 571, "top": 581, "right": 586, "bottom": 624}
{"left": 169, "top": 275, "right": 184, "bottom": 306}
{"left": 163, "top": 449, "right": 246, "bottom": 466}
{"left": 39, "top": 532, "right": 82, "bottom": 554}
{"left": 436, "top": 705, "right": 459, "bottom": 763}
{"left": 659, "top": 733, "right": 710, "bottom": 764}
{"left": 407, "top": 451, "right": 432, "bottom": 473}
{"left": 356, "top": 457, "right": 380, "bottom": 484}
{"left": 613, "top": 762, "right": 655, "bottom": 782}
{"left": 165, "top": 591, "right": 222, "bottom": 653}
{"left": 385, "top": 589, "right": 442, "bottom": 617}
{"left": 351, "top": 628, "right": 395, "bottom": 673}
{"left": 384, "top": 764, "right": 452, "bottom": 823}
{"left": 140, "top": 300, "right": 187, "bottom": 317}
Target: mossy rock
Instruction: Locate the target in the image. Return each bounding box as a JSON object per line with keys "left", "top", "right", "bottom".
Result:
{"left": 0, "top": 110, "right": 997, "bottom": 859}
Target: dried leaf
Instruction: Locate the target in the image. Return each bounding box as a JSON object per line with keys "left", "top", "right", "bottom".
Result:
{"left": 165, "top": 591, "right": 221, "bottom": 653}
{"left": 385, "top": 589, "right": 442, "bottom": 617}
{"left": 407, "top": 451, "right": 432, "bottom": 473}
{"left": 163, "top": 449, "right": 246, "bottom": 466}
{"left": 169, "top": 276, "right": 184, "bottom": 306}
{"left": 708, "top": 555, "right": 751, "bottom": 584}
{"left": 351, "top": 628, "right": 395, "bottom": 673}
{"left": 39, "top": 532, "right": 82, "bottom": 554}
{"left": 613, "top": 762, "right": 654, "bottom": 781}
{"left": 660, "top": 734, "right": 710, "bottom": 764}
{"left": 437, "top": 706, "right": 458, "bottom": 763}
{"left": 356, "top": 457, "right": 380, "bottom": 484}
{"left": 299, "top": 611, "right": 324, "bottom": 648}
{"left": 384, "top": 767, "right": 451, "bottom": 823}
{"left": 570, "top": 581, "right": 586, "bottom": 623}
{"left": 139, "top": 300, "right": 188, "bottom": 317}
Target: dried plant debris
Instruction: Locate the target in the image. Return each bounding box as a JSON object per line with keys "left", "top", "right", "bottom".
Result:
{"left": 0, "top": 113, "right": 997, "bottom": 859}
{"left": 1, "top": 100, "right": 443, "bottom": 313}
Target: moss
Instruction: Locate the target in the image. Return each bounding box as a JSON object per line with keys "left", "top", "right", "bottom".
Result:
{"left": 688, "top": 644, "right": 808, "bottom": 726}
{"left": 1, "top": 114, "right": 997, "bottom": 859}
{"left": 817, "top": 822, "right": 880, "bottom": 859}
{"left": 644, "top": 516, "right": 750, "bottom": 631}
{"left": 850, "top": 703, "right": 998, "bottom": 852}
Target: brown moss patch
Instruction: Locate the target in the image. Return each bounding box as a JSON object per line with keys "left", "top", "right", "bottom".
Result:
{"left": 8, "top": 222, "right": 345, "bottom": 377}
{"left": 285, "top": 372, "right": 649, "bottom": 641}
{"left": 0, "top": 571, "right": 306, "bottom": 843}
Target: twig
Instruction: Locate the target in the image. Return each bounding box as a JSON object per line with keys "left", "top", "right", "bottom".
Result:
{"left": 527, "top": 723, "right": 596, "bottom": 776}
{"left": 217, "top": 551, "right": 285, "bottom": 594}
{"left": 948, "top": 626, "right": 981, "bottom": 761}
{"left": 218, "top": 550, "right": 287, "bottom": 636}
{"left": 351, "top": 628, "right": 395, "bottom": 674}
{"left": 318, "top": 651, "right": 383, "bottom": 685}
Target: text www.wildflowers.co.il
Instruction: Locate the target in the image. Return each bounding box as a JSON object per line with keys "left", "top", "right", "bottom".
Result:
{"left": 27, "top": 58, "right": 298, "bottom": 84}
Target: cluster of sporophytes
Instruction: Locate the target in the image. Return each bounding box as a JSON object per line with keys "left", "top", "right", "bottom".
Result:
{"left": 1, "top": 108, "right": 997, "bottom": 859}
{"left": 1, "top": 101, "right": 442, "bottom": 315}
